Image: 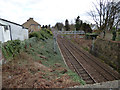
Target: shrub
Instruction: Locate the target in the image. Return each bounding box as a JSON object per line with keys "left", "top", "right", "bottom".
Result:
{"left": 112, "top": 30, "right": 116, "bottom": 41}
{"left": 116, "top": 32, "right": 120, "bottom": 41}
{"left": 2, "top": 38, "right": 38, "bottom": 60}
{"left": 29, "top": 29, "right": 53, "bottom": 40}
{"left": 2, "top": 29, "right": 53, "bottom": 60}
{"left": 85, "top": 33, "right": 98, "bottom": 39}
{"left": 2, "top": 40, "right": 21, "bottom": 59}
{"left": 29, "top": 32, "right": 40, "bottom": 38}
{"left": 46, "top": 29, "right": 53, "bottom": 36}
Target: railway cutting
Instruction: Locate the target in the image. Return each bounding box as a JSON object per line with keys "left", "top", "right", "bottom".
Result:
{"left": 57, "top": 35, "right": 120, "bottom": 84}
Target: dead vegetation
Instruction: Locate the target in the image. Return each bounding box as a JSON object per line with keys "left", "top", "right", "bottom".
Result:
{"left": 2, "top": 52, "right": 80, "bottom": 88}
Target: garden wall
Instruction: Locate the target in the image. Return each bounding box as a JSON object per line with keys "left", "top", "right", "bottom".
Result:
{"left": 93, "top": 38, "right": 120, "bottom": 72}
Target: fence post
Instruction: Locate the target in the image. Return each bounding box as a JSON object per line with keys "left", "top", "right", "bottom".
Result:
{"left": 53, "top": 31, "right": 57, "bottom": 53}
{"left": 92, "top": 37, "right": 95, "bottom": 52}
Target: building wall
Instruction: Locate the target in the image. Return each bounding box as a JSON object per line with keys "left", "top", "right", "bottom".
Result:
{"left": 23, "top": 18, "right": 41, "bottom": 32}
{"left": 0, "top": 26, "right": 11, "bottom": 43}
{"left": 9, "top": 23, "right": 28, "bottom": 41}
{"left": 0, "top": 20, "right": 28, "bottom": 43}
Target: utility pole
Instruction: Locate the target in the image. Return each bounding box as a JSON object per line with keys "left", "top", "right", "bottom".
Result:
{"left": 53, "top": 30, "right": 57, "bottom": 53}
{"left": 92, "top": 37, "right": 95, "bottom": 52}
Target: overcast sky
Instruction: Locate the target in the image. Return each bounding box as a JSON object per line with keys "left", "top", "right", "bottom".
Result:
{"left": 0, "top": 0, "right": 118, "bottom": 26}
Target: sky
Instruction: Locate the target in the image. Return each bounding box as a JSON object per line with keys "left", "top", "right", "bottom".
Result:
{"left": 0, "top": 0, "right": 119, "bottom": 26}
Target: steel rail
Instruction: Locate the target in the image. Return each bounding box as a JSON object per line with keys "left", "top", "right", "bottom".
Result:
{"left": 58, "top": 38, "right": 97, "bottom": 84}
{"left": 66, "top": 38, "right": 120, "bottom": 80}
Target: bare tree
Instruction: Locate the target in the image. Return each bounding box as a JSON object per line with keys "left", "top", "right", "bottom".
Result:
{"left": 89, "top": 0, "right": 120, "bottom": 37}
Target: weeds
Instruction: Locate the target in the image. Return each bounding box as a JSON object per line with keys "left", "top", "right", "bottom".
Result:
{"left": 67, "top": 70, "right": 86, "bottom": 85}
{"left": 2, "top": 29, "right": 85, "bottom": 86}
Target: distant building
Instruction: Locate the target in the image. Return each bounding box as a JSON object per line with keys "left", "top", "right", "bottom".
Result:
{"left": 91, "top": 24, "right": 98, "bottom": 31}
{"left": 0, "top": 18, "right": 28, "bottom": 43}
{"left": 22, "top": 18, "right": 41, "bottom": 33}
{"left": 117, "top": 23, "right": 120, "bottom": 30}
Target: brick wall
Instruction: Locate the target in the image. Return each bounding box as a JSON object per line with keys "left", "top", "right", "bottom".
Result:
{"left": 23, "top": 18, "right": 41, "bottom": 32}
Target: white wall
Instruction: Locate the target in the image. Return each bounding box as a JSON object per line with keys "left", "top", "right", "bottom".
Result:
{"left": 0, "top": 26, "right": 3, "bottom": 42}
{"left": 0, "top": 20, "right": 28, "bottom": 42}
{"left": 0, "top": 26, "right": 11, "bottom": 43}
{"left": 10, "top": 24, "right": 28, "bottom": 41}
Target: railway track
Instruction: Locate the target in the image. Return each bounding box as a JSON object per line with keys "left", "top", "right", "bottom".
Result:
{"left": 57, "top": 36, "right": 120, "bottom": 84}
{"left": 57, "top": 38, "right": 96, "bottom": 84}
{"left": 68, "top": 39, "right": 120, "bottom": 79}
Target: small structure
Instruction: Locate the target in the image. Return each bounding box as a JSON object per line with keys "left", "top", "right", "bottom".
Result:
{"left": 22, "top": 18, "right": 41, "bottom": 33}
{"left": 0, "top": 18, "right": 28, "bottom": 43}
{"left": 91, "top": 24, "right": 98, "bottom": 32}
{"left": 57, "top": 30, "right": 85, "bottom": 35}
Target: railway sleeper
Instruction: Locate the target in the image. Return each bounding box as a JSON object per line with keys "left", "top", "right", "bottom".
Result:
{"left": 77, "top": 69, "right": 84, "bottom": 71}
{"left": 83, "top": 77, "right": 92, "bottom": 80}
{"left": 77, "top": 70, "right": 86, "bottom": 73}
{"left": 79, "top": 73, "right": 89, "bottom": 77}
{"left": 71, "top": 62, "right": 79, "bottom": 64}
{"left": 85, "top": 80, "right": 95, "bottom": 84}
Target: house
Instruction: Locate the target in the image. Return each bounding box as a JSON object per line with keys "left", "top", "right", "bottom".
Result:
{"left": 22, "top": 18, "right": 41, "bottom": 33}
{"left": 117, "top": 23, "right": 120, "bottom": 30}
{"left": 91, "top": 24, "right": 98, "bottom": 31}
{"left": 0, "top": 18, "right": 28, "bottom": 43}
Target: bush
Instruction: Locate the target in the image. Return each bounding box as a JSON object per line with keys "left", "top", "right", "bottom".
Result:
{"left": 2, "top": 40, "right": 21, "bottom": 59}
{"left": 2, "top": 29, "right": 53, "bottom": 60}
{"left": 2, "top": 37, "right": 38, "bottom": 60}
{"left": 29, "top": 32, "right": 40, "bottom": 38}
{"left": 112, "top": 30, "right": 116, "bottom": 41}
{"left": 85, "top": 33, "right": 98, "bottom": 39}
{"left": 116, "top": 32, "right": 120, "bottom": 41}
{"left": 29, "top": 29, "right": 53, "bottom": 40}
{"left": 46, "top": 29, "right": 53, "bottom": 36}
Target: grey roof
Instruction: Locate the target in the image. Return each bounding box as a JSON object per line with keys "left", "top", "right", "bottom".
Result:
{"left": 0, "top": 23, "right": 6, "bottom": 26}
{"left": 0, "top": 18, "right": 23, "bottom": 27}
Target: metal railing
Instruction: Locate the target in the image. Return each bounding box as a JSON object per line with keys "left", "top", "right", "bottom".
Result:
{"left": 57, "top": 30, "right": 85, "bottom": 35}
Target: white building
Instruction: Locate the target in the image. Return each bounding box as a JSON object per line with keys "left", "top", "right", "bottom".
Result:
{"left": 91, "top": 24, "right": 98, "bottom": 31}
{"left": 0, "top": 18, "right": 28, "bottom": 43}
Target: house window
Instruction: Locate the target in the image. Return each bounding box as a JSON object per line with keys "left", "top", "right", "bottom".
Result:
{"left": 29, "top": 29, "right": 34, "bottom": 33}
{"left": 38, "top": 25, "right": 40, "bottom": 29}
{"left": 4, "top": 26, "right": 9, "bottom": 31}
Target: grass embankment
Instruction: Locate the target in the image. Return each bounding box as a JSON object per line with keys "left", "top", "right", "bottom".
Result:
{"left": 2, "top": 29, "right": 85, "bottom": 88}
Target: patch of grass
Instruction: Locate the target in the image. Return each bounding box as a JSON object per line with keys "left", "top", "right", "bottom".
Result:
{"left": 30, "top": 38, "right": 65, "bottom": 67}
{"left": 82, "top": 47, "right": 89, "bottom": 51}
{"left": 26, "top": 38, "right": 85, "bottom": 85}
{"left": 3, "top": 33, "right": 85, "bottom": 85}
{"left": 67, "top": 70, "right": 86, "bottom": 85}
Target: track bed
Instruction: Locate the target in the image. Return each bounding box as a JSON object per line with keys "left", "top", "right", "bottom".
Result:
{"left": 57, "top": 36, "right": 120, "bottom": 84}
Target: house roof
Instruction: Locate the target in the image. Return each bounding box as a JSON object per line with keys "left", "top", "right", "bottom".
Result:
{"left": 22, "top": 18, "right": 41, "bottom": 29}
{"left": 0, "top": 18, "right": 23, "bottom": 27}
{"left": 0, "top": 23, "right": 6, "bottom": 26}
{"left": 91, "top": 24, "right": 98, "bottom": 30}
{"left": 22, "top": 18, "right": 41, "bottom": 25}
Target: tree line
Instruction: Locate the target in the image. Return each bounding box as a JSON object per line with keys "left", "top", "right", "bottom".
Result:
{"left": 54, "top": 0, "right": 120, "bottom": 40}
{"left": 55, "top": 16, "right": 92, "bottom": 33}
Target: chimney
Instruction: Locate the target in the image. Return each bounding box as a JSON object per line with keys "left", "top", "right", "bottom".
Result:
{"left": 27, "top": 18, "right": 33, "bottom": 21}
{"left": 30, "top": 18, "right": 33, "bottom": 20}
